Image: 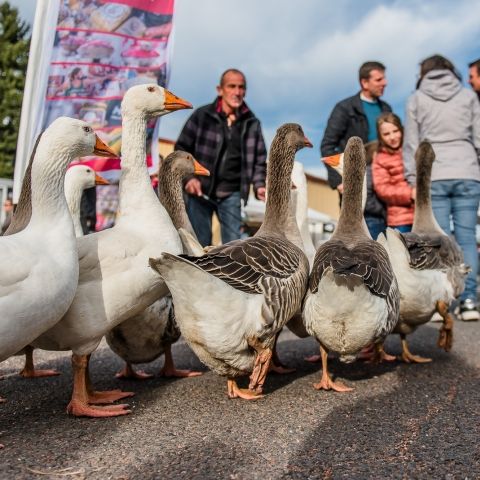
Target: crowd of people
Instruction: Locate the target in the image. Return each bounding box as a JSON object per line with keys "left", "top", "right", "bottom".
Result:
{"left": 172, "top": 56, "right": 480, "bottom": 321}
{"left": 57, "top": 56, "right": 480, "bottom": 320}
{"left": 319, "top": 56, "right": 480, "bottom": 321}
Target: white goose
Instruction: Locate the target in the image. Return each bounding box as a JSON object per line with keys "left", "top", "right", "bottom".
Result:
{"left": 291, "top": 161, "right": 316, "bottom": 268}
{"left": 5, "top": 164, "right": 109, "bottom": 378}
{"left": 106, "top": 151, "right": 209, "bottom": 379}
{"left": 381, "top": 142, "right": 468, "bottom": 363}
{"left": 64, "top": 164, "right": 109, "bottom": 237}
{"left": 149, "top": 123, "right": 311, "bottom": 400}
{"left": 31, "top": 85, "right": 192, "bottom": 417}
{"left": 0, "top": 117, "right": 114, "bottom": 365}
{"left": 279, "top": 163, "right": 318, "bottom": 359}
{"left": 303, "top": 137, "right": 399, "bottom": 392}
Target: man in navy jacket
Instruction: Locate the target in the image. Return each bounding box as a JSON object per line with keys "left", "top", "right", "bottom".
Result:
{"left": 321, "top": 61, "right": 391, "bottom": 240}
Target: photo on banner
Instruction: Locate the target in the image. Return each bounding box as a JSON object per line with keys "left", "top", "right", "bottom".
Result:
{"left": 42, "top": 0, "right": 175, "bottom": 230}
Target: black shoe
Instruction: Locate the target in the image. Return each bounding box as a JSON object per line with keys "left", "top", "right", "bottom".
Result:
{"left": 459, "top": 299, "right": 479, "bottom": 321}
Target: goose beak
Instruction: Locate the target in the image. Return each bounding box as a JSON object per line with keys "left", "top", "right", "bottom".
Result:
{"left": 164, "top": 89, "right": 193, "bottom": 111}
{"left": 193, "top": 160, "right": 210, "bottom": 176}
{"left": 304, "top": 136, "right": 313, "bottom": 148}
{"left": 93, "top": 135, "right": 117, "bottom": 157}
{"left": 95, "top": 173, "right": 109, "bottom": 185}
{"left": 323, "top": 153, "right": 342, "bottom": 167}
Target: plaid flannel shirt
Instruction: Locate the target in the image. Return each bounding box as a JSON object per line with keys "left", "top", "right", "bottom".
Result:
{"left": 175, "top": 97, "right": 267, "bottom": 204}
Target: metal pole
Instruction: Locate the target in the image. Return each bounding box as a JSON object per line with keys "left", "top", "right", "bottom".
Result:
{"left": 13, "top": 0, "right": 60, "bottom": 203}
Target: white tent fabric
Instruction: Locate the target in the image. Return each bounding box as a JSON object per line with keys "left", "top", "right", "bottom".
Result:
{"left": 13, "top": 0, "right": 60, "bottom": 203}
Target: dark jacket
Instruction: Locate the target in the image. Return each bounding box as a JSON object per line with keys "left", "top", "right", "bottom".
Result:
{"left": 320, "top": 92, "right": 391, "bottom": 218}
{"left": 175, "top": 98, "right": 267, "bottom": 204}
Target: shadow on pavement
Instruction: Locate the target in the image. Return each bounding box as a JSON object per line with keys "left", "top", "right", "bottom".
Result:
{"left": 280, "top": 324, "right": 480, "bottom": 479}
{"left": 0, "top": 323, "right": 478, "bottom": 479}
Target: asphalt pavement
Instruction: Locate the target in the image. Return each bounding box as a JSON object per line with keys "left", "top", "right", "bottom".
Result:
{"left": 0, "top": 319, "right": 479, "bottom": 479}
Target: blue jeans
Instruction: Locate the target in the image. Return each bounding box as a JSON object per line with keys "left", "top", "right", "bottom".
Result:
{"left": 364, "top": 215, "right": 386, "bottom": 241}
{"left": 430, "top": 180, "right": 480, "bottom": 301}
{"left": 186, "top": 192, "right": 242, "bottom": 247}
{"left": 393, "top": 224, "right": 412, "bottom": 233}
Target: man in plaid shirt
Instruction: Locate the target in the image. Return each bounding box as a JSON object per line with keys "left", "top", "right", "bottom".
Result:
{"left": 175, "top": 69, "right": 267, "bottom": 246}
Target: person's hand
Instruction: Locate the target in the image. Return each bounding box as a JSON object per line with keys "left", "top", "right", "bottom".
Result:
{"left": 257, "top": 187, "right": 266, "bottom": 202}
{"left": 185, "top": 178, "right": 203, "bottom": 196}
{"left": 411, "top": 187, "right": 416, "bottom": 201}
{"left": 337, "top": 183, "right": 344, "bottom": 194}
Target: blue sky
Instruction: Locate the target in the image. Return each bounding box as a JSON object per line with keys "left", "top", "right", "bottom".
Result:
{"left": 10, "top": 0, "right": 480, "bottom": 177}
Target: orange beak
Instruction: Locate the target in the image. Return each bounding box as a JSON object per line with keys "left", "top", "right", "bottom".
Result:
{"left": 304, "top": 136, "right": 313, "bottom": 148}
{"left": 322, "top": 153, "right": 342, "bottom": 167}
{"left": 93, "top": 135, "right": 117, "bottom": 157}
{"left": 164, "top": 89, "right": 193, "bottom": 111}
{"left": 95, "top": 173, "right": 109, "bottom": 185}
{"left": 193, "top": 159, "right": 210, "bottom": 176}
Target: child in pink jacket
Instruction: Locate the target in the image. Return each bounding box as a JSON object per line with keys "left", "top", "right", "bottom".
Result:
{"left": 372, "top": 112, "right": 416, "bottom": 233}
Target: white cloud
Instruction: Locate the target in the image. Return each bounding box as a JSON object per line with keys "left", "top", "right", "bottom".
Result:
{"left": 165, "top": 1, "right": 480, "bottom": 167}
{"left": 13, "top": 0, "right": 480, "bottom": 170}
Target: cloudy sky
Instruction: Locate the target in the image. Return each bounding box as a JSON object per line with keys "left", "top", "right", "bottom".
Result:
{"left": 10, "top": 0, "right": 480, "bottom": 176}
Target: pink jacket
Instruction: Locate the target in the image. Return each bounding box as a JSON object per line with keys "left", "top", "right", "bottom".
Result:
{"left": 372, "top": 149, "right": 414, "bottom": 227}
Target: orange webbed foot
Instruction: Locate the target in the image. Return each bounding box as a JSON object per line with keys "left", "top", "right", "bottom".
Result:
{"left": 313, "top": 377, "right": 353, "bottom": 392}
{"left": 227, "top": 379, "right": 264, "bottom": 400}
{"left": 88, "top": 389, "right": 134, "bottom": 405}
{"left": 19, "top": 368, "right": 60, "bottom": 378}
{"left": 67, "top": 399, "right": 131, "bottom": 417}
{"left": 115, "top": 363, "right": 153, "bottom": 380}
{"left": 158, "top": 367, "right": 203, "bottom": 378}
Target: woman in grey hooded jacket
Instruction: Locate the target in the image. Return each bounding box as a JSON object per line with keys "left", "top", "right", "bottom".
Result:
{"left": 403, "top": 54, "right": 480, "bottom": 321}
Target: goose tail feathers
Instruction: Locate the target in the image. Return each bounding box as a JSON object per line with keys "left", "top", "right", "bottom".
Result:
{"left": 149, "top": 252, "right": 195, "bottom": 276}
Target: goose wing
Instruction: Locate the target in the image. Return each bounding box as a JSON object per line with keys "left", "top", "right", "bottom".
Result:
{"left": 180, "top": 235, "right": 309, "bottom": 324}
{"left": 0, "top": 238, "right": 39, "bottom": 295}
{"left": 309, "top": 239, "right": 398, "bottom": 316}
{"left": 400, "top": 232, "right": 463, "bottom": 270}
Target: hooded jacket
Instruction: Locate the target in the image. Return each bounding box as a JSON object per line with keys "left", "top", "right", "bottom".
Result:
{"left": 403, "top": 70, "right": 480, "bottom": 184}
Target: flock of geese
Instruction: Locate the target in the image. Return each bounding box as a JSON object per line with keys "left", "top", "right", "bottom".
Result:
{"left": 0, "top": 84, "right": 469, "bottom": 422}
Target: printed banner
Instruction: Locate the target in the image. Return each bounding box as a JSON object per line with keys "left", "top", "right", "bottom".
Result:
{"left": 42, "top": 0, "right": 175, "bottom": 229}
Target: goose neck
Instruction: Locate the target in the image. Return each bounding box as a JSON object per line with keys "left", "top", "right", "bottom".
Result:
{"left": 118, "top": 114, "right": 160, "bottom": 216}
{"left": 413, "top": 170, "right": 443, "bottom": 234}
{"left": 65, "top": 182, "right": 85, "bottom": 237}
{"left": 258, "top": 145, "right": 295, "bottom": 235}
{"left": 282, "top": 189, "right": 304, "bottom": 250}
{"left": 29, "top": 146, "right": 71, "bottom": 225}
{"left": 159, "top": 169, "right": 193, "bottom": 233}
{"left": 335, "top": 172, "right": 365, "bottom": 236}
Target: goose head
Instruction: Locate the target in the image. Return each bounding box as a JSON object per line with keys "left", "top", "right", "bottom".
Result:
{"left": 278, "top": 123, "right": 313, "bottom": 153}
{"left": 64, "top": 165, "right": 109, "bottom": 236}
{"left": 161, "top": 151, "right": 210, "bottom": 179}
{"left": 40, "top": 117, "right": 117, "bottom": 160}
{"left": 158, "top": 151, "right": 210, "bottom": 234}
{"left": 28, "top": 117, "right": 116, "bottom": 222}
{"left": 259, "top": 123, "right": 312, "bottom": 235}
{"left": 121, "top": 84, "right": 192, "bottom": 118}
{"left": 65, "top": 164, "right": 109, "bottom": 191}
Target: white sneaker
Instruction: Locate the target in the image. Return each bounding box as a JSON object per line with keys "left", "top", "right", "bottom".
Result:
{"left": 459, "top": 299, "right": 480, "bottom": 321}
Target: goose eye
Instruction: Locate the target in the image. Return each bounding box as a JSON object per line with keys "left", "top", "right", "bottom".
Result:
{"left": 86, "top": 169, "right": 91, "bottom": 173}
{"left": 83, "top": 126, "right": 92, "bottom": 133}
{"left": 147, "top": 86, "right": 155, "bottom": 92}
